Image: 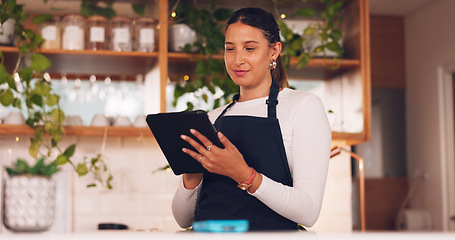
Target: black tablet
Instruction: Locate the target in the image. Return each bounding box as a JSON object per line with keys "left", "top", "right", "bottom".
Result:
{"left": 146, "top": 110, "right": 224, "bottom": 175}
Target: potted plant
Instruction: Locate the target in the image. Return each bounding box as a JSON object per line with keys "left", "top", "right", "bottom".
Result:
{"left": 0, "top": 0, "right": 112, "bottom": 232}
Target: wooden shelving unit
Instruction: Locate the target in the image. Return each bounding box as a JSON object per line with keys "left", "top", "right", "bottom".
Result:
{"left": 0, "top": 0, "right": 371, "bottom": 143}
{"left": 0, "top": 124, "right": 356, "bottom": 141}
{"left": 0, "top": 124, "right": 152, "bottom": 137}
{"left": 0, "top": 46, "right": 158, "bottom": 77}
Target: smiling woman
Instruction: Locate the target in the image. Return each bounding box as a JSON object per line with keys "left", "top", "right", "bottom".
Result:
{"left": 171, "top": 7, "right": 331, "bottom": 231}
{"left": 224, "top": 22, "right": 281, "bottom": 101}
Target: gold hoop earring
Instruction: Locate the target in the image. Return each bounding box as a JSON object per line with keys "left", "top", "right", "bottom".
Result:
{"left": 270, "top": 60, "right": 277, "bottom": 70}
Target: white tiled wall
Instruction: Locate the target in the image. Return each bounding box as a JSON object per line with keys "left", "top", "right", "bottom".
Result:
{"left": 0, "top": 134, "right": 352, "bottom": 233}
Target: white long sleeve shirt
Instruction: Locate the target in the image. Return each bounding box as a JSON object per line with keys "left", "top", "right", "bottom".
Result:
{"left": 172, "top": 88, "right": 331, "bottom": 228}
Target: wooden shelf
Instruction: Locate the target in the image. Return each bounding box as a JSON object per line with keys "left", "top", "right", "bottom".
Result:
{"left": 0, "top": 46, "right": 158, "bottom": 77}
{"left": 0, "top": 124, "right": 153, "bottom": 137}
{"left": 0, "top": 124, "right": 357, "bottom": 141}
{"left": 0, "top": 46, "right": 159, "bottom": 57}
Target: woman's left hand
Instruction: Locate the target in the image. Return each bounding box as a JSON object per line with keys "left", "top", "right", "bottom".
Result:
{"left": 181, "top": 129, "right": 252, "bottom": 183}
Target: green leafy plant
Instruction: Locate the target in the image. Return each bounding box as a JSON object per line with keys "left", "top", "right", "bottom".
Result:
{"left": 0, "top": 0, "right": 112, "bottom": 189}
{"left": 278, "top": 0, "right": 344, "bottom": 69}
{"left": 6, "top": 158, "right": 58, "bottom": 177}
{"left": 80, "top": 1, "right": 116, "bottom": 19}
{"left": 171, "top": 0, "right": 238, "bottom": 111}
{"left": 79, "top": 0, "right": 146, "bottom": 18}
{"left": 171, "top": 0, "right": 344, "bottom": 111}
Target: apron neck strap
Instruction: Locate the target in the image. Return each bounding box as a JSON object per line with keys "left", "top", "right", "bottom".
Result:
{"left": 218, "top": 81, "right": 279, "bottom": 119}
{"left": 266, "top": 80, "right": 280, "bottom": 119}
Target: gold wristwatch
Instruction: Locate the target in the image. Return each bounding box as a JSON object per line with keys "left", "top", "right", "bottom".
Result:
{"left": 238, "top": 168, "right": 256, "bottom": 190}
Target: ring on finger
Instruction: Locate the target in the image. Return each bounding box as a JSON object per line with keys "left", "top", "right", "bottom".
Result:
{"left": 206, "top": 145, "right": 213, "bottom": 151}
{"left": 200, "top": 149, "right": 207, "bottom": 158}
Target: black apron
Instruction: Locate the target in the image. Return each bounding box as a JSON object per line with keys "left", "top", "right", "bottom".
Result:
{"left": 194, "top": 81, "right": 301, "bottom": 231}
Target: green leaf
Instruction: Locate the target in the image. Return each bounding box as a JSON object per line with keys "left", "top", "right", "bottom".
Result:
{"left": 80, "top": 2, "right": 116, "bottom": 19}
{"left": 30, "top": 53, "right": 51, "bottom": 72}
{"left": 314, "top": 45, "right": 324, "bottom": 53}
{"left": 44, "top": 121, "right": 53, "bottom": 133}
{"left": 76, "top": 163, "right": 88, "bottom": 176}
{"left": 18, "top": 45, "right": 30, "bottom": 55}
{"left": 30, "top": 94, "right": 44, "bottom": 107}
{"left": 106, "top": 174, "right": 113, "bottom": 189}
{"left": 277, "top": 21, "right": 293, "bottom": 42}
{"left": 186, "top": 102, "right": 194, "bottom": 111}
{"left": 35, "top": 128, "right": 44, "bottom": 142}
{"left": 202, "top": 94, "right": 208, "bottom": 103}
{"left": 294, "top": 8, "right": 314, "bottom": 17}
{"left": 0, "top": 89, "right": 14, "bottom": 106}
{"left": 63, "top": 144, "right": 76, "bottom": 158}
{"left": 86, "top": 183, "right": 97, "bottom": 188}
{"left": 319, "top": 32, "right": 329, "bottom": 41}
{"left": 330, "top": 29, "right": 343, "bottom": 41}
{"left": 44, "top": 163, "right": 59, "bottom": 176}
{"left": 46, "top": 93, "right": 60, "bottom": 106}
{"left": 50, "top": 108, "right": 64, "bottom": 124}
{"left": 34, "top": 81, "right": 50, "bottom": 96}
{"left": 29, "top": 158, "right": 45, "bottom": 175}
{"left": 15, "top": 159, "right": 30, "bottom": 173}
{"left": 297, "top": 53, "right": 311, "bottom": 69}
{"left": 29, "top": 138, "right": 40, "bottom": 159}
{"left": 304, "top": 26, "right": 316, "bottom": 36}
{"left": 6, "top": 168, "right": 21, "bottom": 176}
{"left": 18, "top": 67, "right": 33, "bottom": 83}
{"left": 131, "top": 4, "right": 145, "bottom": 16}
{"left": 326, "top": 1, "right": 344, "bottom": 19}
{"left": 326, "top": 41, "right": 341, "bottom": 52}
{"left": 0, "top": 65, "right": 11, "bottom": 85}
{"left": 32, "top": 14, "right": 53, "bottom": 24}
{"left": 12, "top": 98, "right": 21, "bottom": 108}
{"left": 54, "top": 155, "right": 68, "bottom": 165}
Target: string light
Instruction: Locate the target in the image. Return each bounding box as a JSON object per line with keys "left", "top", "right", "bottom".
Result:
{"left": 183, "top": 75, "right": 190, "bottom": 81}
{"left": 171, "top": 12, "right": 176, "bottom": 18}
{"left": 280, "top": 13, "right": 286, "bottom": 19}
{"left": 15, "top": 137, "right": 19, "bottom": 142}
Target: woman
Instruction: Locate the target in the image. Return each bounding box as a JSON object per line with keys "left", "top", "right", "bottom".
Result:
{"left": 172, "top": 7, "right": 331, "bottom": 231}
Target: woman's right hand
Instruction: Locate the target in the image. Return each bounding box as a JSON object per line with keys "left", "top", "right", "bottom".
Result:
{"left": 182, "top": 173, "right": 203, "bottom": 189}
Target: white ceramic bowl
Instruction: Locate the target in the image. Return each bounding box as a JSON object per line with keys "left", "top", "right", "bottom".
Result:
{"left": 168, "top": 23, "right": 197, "bottom": 52}
{"left": 4, "top": 112, "right": 25, "bottom": 125}
{"left": 133, "top": 115, "right": 147, "bottom": 127}
{"left": 113, "top": 116, "right": 131, "bottom": 127}
{"left": 63, "top": 115, "right": 83, "bottom": 126}
{"left": 91, "top": 114, "right": 110, "bottom": 127}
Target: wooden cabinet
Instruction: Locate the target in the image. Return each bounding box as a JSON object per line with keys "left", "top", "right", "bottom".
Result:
{"left": 370, "top": 15, "right": 405, "bottom": 89}
{"left": 0, "top": 0, "right": 371, "bottom": 143}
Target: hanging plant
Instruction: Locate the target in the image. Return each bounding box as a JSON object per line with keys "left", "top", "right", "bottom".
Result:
{"left": 278, "top": 0, "right": 344, "bottom": 70}
{"left": 171, "top": 0, "right": 237, "bottom": 111}
{"left": 0, "top": 0, "right": 112, "bottom": 189}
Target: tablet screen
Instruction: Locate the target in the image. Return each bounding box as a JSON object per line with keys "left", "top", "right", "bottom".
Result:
{"left": 146, "top": 110, "right": 223, "bottom": 175}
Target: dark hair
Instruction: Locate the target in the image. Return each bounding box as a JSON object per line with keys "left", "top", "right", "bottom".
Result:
{"left": 226, "top": 7, "right": 288, "bottom": 88}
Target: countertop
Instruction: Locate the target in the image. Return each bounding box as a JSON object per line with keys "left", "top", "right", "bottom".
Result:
{"left": 1, "top": 231, "right": 455, "bottom": 240}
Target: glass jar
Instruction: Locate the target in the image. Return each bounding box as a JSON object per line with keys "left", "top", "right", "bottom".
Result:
{"left": 61, "top": 14, "right": 85, "bottom": 50}
{"left": 40, "top": 16, "right": 61, "bottom": 49}
{"left": 134, "top": 17, "right": 158, "bottom": 52}
{"left": 110, "top": 16, "right": 132, "bottom": 52}
{"left": 86, "top": 15, "right": 108, "bottom": 50}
